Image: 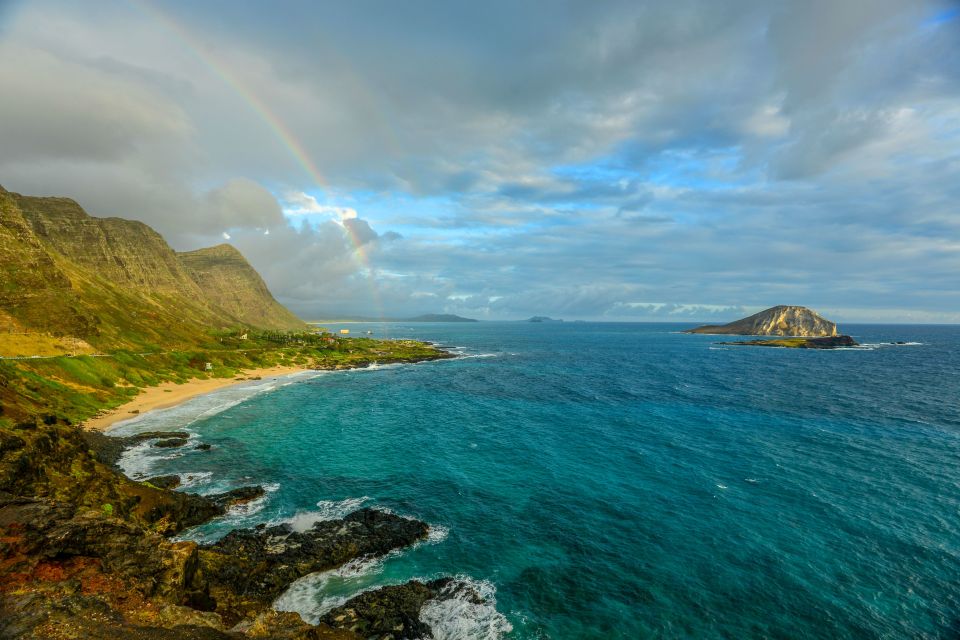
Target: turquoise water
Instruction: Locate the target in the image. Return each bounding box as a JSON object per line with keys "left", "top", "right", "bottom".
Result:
{"left": 112, "top": 323, "right": 960, "bottom": 639}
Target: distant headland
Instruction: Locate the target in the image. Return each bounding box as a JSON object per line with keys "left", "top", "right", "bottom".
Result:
{"left": 406, "top": 314, "right": 478, "bottom": 322}
{"left": 308, "top": 314, "right": 478, "bottom": 323}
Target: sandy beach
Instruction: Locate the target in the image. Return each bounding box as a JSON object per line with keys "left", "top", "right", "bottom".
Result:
{"left": 81, "top": 364, "right": 307, "bottom": 432}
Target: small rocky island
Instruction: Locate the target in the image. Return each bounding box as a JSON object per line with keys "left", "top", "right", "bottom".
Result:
{"left": 718, "top": 335, "right": 858, "bottom": 349}
{"left": 685, "top": 305, "right": 859, "bottom": 349}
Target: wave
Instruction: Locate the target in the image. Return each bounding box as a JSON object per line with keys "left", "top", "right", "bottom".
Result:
{"left": 857, "top": 341, "right": 924, "bottom": 348}
{"left": 420, "top": 576, "right": 513, "bottom": 640}
{"left": 118, "top": 436, "right": 198, "bottom": 479}
{"left": 273, "top": 553, "right": 392, "bottom": 622}
{"left": 426, "top": 524, "right": 450, "bottom": 545}
{"left": 274, "top": 513, "right": 454, "bottom": 623}
{"left": 276, "top": 496, "right": 372, "bottom": 533}
{"left": 174, "top": 482, "right": 283, "bottom": 543}
{"left": 224, "top": 482, "right": 281, "bottom": 518}
{"left": 177, "top": 471, "right": 214, "bottom": 490}
{"left": 109, "top": 370, "right": 323, "bottom": 436}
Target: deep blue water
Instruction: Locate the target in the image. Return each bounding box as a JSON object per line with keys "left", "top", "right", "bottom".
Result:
{"left": 112, "top": 323, "right": 960, "bottom": 639}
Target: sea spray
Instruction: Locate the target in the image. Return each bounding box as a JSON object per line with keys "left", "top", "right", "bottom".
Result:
{"left": 420, "top": 577, "right": 513, "bottom": 640}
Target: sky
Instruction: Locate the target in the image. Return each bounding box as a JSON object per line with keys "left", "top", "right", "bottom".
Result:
{"left": 0, "top": 0, "right": 958, "bottom": 322}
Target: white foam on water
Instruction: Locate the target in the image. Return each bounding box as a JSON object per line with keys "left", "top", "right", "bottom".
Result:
{"left": 420, "top": 576, "right": 513, "bottom": 640}
{"left": 223, "top": 482, "right": 281, "bottom": 518}
{"left": 177, "top": 471, "right": 214, "bottom": 490}
{"left": 857, "top": 341, "right": 923, "bottom": 349}
{"left": 118, "top": 434, "right": 200, "bottom": 479}
{"left": 275, "top": 496, "right": 372, "bottom": 533}
{"left": 274, "top": 515, "right": 453, "bottom": 623}
{"left": 109, "top": 370, "right": 323, "bottom": 436}
{"left": 716, "top": 484, "right": 728, "bottom": 490}
{"left": 355, "top": 362, "right": 405, "bottom": 372}
{"left": 174, "top": 482, "right": 283, "bottom": 543}
{"left": 425, "top": 524, "right": 450, "bottom": 545}
{"left": 118, "top": 441, "right": 162, "bottom": 479}
{"left": 273, "top": 554, "right": 391, "bottom": 623}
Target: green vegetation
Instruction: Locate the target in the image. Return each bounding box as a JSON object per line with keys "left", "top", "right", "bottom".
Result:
{"left": 0, "top": 329, "right": 450, "bottom": 427}
{"left": 0, "top": 186, "right": 451, "bottom": 428}
{"left": 717, "top": 335, "right": 858, "bottom": 349}
{"left": 747, "top": 338, "right": 807, "bottom": 347}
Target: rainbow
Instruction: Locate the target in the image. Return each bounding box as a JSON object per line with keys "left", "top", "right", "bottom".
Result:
{"left": 129, "top": 0, "right": 386, "bottom": 319}
{"left": 128, "top": 0, "right": 328, "bottom": 189}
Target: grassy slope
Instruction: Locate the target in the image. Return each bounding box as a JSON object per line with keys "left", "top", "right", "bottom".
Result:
{"left": 0, "top": 187, "right": 225, "bottom": 350}
{"left": 0, "top": 331, "right": 448, "bottom": 427}
{"left": 0, "top": 187, "right": 450, "bottom": 428}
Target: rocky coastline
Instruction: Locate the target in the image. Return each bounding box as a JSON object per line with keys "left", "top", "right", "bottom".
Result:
{"left": 717, "top": 335, "right": 859, "bottom": 349}
{"left": 0, "top": 352, "right": 490, "bottom": 640}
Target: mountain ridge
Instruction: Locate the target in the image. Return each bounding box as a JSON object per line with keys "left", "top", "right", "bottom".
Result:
{"left": 178, "top": 244, "right": 303, "bottom": 331}
{"left": 0, "top": 185, "right": 303, "bottom": 348}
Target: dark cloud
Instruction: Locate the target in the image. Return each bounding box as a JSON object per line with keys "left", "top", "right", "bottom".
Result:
{"left": 0, "top": 0, "right": 957, "bottom": 321}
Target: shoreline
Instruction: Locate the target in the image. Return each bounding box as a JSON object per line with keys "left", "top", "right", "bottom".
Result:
{"left": 81, "top": 364, "right": 308, "bottom": 432}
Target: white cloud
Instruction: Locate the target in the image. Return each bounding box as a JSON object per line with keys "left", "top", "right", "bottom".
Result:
{"left": 282, "top": 191, "right": 358, "bottom": 225}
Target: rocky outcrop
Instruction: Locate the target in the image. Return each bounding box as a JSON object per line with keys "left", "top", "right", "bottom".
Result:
{"left": 320, "top": 578, "right": 496, "bottom": 640}
{"left": 0, "top": 418, "right": 448, "bottom": 639}
{"left": 321, "top": 579, "right": 452, "bottom": 639}
{"left": 154, "top": 438, "right": 189, "bottom": 448}
{"left": 178, "top": 244, "right": 304, "bottom": 331}
{"left": 718, "top": 335, "right": 859, "bottom": 349}
{"left": 0, "top": 494, "right": 223, "bottom": 639}
{"left": 0, "top": 494, "right": 359, "bottom": 639}
{"left": 3, "top": 419, "right": 235, "bottom": 536}
{"left": 206, "top": 486, "right": 265, "bottom": 510}
{"left": 199, "top": 509, "right": 429, "bottom": 624}
{"left": 685, "top": 305, "right": 839, "bottom": 337}
{"left": 147, "top": 475, "right": 182, "bottom": 490}
{"left": 83, "top": 430, "right": 190, "bottom": 468}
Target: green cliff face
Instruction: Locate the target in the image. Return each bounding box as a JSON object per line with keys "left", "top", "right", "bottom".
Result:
{"left": 178, "top": 244, "right": 304, "bottom": 331}
{"left": 0, "top": 186, "right": 303, "bottom": 348}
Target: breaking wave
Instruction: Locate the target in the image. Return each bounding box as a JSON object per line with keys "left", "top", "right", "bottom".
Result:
{"left": 420, "top": 576, "right": 513, "bottom": 640}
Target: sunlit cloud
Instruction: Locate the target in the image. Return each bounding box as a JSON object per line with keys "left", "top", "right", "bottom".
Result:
{"left": 282, "top": 191, "right": 358, "bottom": 225}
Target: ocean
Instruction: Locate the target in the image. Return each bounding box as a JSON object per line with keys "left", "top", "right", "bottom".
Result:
{"left": 110, "top": 322, "right": 960, "bottom": 639}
